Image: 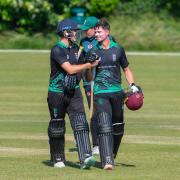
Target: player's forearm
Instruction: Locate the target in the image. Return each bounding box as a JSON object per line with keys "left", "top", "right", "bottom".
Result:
{"left": 61, "top": 60, "right": 99, "bottom": 75}
{"left": 123, "top": 67, "right": 135, "bottom": 85}
{"left": 66, "top": 63, "right": 91, "bottom": 74}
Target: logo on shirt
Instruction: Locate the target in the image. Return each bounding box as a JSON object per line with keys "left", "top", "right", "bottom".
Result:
{"left": 75, "top": 53, "right": 78, "bottom": 60}
{"left": 88, "top": 44, "right": 93, "bottom": 49}
{"left": 112, "top": 54, "right": 116, "bottom": 62}
{"left": 66, "top": 54, "right": 70, "bottom": 60}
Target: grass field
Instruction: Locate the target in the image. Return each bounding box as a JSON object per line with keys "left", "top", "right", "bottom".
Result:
{"left": 0, "top": 52, "right": 180, "bottom": 180}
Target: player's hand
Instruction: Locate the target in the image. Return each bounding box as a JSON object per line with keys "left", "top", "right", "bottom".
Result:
{"left": 86, "top": 60, "right": 99, "bottom": 69}
{"left": 85, "top": 50, "right": 99, "bottom": 63}
{"left": 90, "top": 60, "right": 99, "bottom": 68}
{"left": 130, "top": 83, "right": 139, "bottom": 93}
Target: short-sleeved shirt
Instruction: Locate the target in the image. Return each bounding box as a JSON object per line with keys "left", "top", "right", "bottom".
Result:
{"left": 48, "top": 41, "right": 80, "bottom": 93}
{"left": 80, "top": 36, "right": 99, "bottom": 53}
{"left": 94, "top": 40, "right": 129, "bottom": 95}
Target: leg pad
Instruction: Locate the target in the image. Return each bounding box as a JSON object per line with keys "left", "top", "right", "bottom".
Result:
{"left": 48, "top": 118, "right": 65, "bottom": 138}
{"left": 97, "top": 112, "right": 114, "bottom": 167}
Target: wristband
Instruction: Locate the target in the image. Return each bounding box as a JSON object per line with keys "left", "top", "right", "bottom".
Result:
{"left": 130, "top": 83, "right": 135, "bottom": 87}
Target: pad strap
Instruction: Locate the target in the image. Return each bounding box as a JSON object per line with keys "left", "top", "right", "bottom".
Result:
{"left": 112, "top": 122, "right": 125, "bottom": 135}
{"left": 48, "top": 118, "right": 65, "bottom": 138}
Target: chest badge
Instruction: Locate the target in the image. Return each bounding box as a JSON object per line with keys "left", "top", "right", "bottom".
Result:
{"left": 88, "top": 44, "right": 93, "bottom": 49}
{"left": 75, "top": 53, "right": 78, "bottom": 60}
{"left": 112, "top": 54, "right": 116, "bottom": 62}
{"left": 66, "top": 54, "right": 69, "bottom": 60}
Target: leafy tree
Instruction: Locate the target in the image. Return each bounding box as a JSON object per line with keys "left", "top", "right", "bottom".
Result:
{"left": 87, "top": 0, "right": 119, "bottom": 17}
{"left": 0, "top": 0, "right": 58, "bottom": 33}
{"left": 0, "top": 0, "right": 179, "bottom": 33}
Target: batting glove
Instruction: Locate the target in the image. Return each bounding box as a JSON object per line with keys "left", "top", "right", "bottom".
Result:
{"left": 130, "top": 83, "right": 139, "bottom": 93}
{"left": 85, "top": 50, "right": 99, "bottom": 63}
{"left": 64, "top": 74, "right": 77, "bottom": 91}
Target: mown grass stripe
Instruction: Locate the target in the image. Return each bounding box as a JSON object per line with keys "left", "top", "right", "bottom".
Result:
{"left": 0, "top": 49, "right": 180, "bottom": 56}
{"left": 0, "top": 147, "right": 77, "bottom": 155}
{"left": 0, "top": 134, "right": 180, "bottom": 145}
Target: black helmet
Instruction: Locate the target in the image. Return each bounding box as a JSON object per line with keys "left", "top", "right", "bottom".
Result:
{"left": 56, "top": 18, "right": 78, "bottom": 33}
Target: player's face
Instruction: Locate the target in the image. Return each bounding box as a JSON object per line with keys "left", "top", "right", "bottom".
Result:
{"left": 70, "top": 30, "right": 77, "bottom": 42}
{"left": 95, "top": 26, "right": 109, "bottom": 42}
{"left": 85, "top": 28, "right": 95, "bottom": 38}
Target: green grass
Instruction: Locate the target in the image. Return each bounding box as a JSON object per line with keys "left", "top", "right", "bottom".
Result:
{"left": 0, "top": 52, "right": 180, "bottom": 179}
{"left": 110, "top": 13, "right": 180, "bottom": 51}
{"left": 0, "top": 31, "right": 57, "bottom": 49}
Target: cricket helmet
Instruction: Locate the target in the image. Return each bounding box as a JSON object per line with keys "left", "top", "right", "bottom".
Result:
{"left": 56, "top": 18, "right": 79, "bottom": 33}
{"left": 125, "top": 86, "right": 144, "bottom": 111}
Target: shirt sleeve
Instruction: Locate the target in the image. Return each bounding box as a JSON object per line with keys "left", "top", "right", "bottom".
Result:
{"left": 119, "top": 47, "right": 129, "bottom": 68}
{"left": 51, "top": 46, "right": 67, "bottom": 65}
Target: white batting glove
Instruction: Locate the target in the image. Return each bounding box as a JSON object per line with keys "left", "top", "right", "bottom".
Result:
{"left": 130, "top": 83, "right": 139, "bottom": 93}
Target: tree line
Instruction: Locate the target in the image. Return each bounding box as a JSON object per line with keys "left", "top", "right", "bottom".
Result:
{"left": 0, "top": 0, "right": 179, "bottom": 33}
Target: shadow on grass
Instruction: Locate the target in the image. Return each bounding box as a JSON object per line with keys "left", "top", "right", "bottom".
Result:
{"left": 69, "top": 147, "right": 78, "bottom": 152}
{"left": 42, "top": 160, "right": 135, "bottom": 170}
{"left": 65, "top": 160, "right": 80, "bottom": 169}
{"left": 93, "top": 161, "right": 136, "bottom": 169}
{"left": 42, "top": 160, "right": 52, "bottom": 167}
{"left": 116, "top": 162, "right": 136, "bottom": 167}
{"left": 93, "top": 161, "right": 102, "bottom": 169}
{"left": 42, "top": 160, "right": 80, "bottom": 169}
